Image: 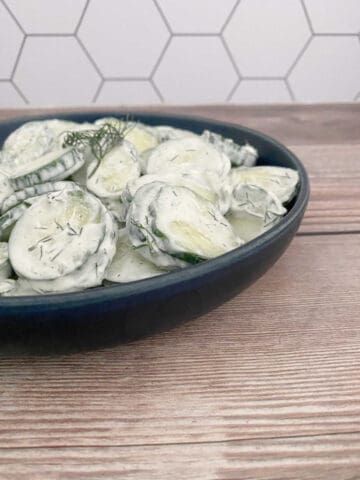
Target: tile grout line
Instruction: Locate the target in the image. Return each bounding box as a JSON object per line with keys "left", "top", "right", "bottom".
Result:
{"left": 285, "top": 78, "right": 296, "bottom": 102}
{"left": 149, "top": 34, "right": 172, "bottom": 79}
{"left": 9, "top": 33, "right": 26, "bottom": 79}
{"left": 0, "top": 0, "right": 26, "bottom": 33}
{"left": 150, "top": 78, "right": 164, "bottom": 102}
{"left": 152, "top": 0, "right": 173, "bottom": 34}
{"left": 75, "top": 36, "right": 104, "bottom": 80}
{"left": 10, "top": 80, "right": 29, "bottom": 104}
{"left": 74, "top": 0, "right": 90, "bottom": 35}
{"left": 299, "top": 0, "right": 314, "bottom": 34}
{"left": 91, "top": 79, "right": 104, "bottom": 103}
{"left": 219, "top": 35, "right": 242, "bottom": 79}
{"left": 285, "top": 35, "right": 313, "bottom": 79}
{"left": 220, "top": 0, "right": 241, "bottom": 35}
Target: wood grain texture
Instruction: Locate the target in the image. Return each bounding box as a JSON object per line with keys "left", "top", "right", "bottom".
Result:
{"left": 1, "top": 433, "right": 360, "bottom": 480}
{"left": 0, "top": 235, "right": 359, "bottom": 452}
{"left": 1, "top": 103, "right": 360, "bottom": 145}
{"left": 293, "top": 144, "right": 360, "bottom": 233}
{"left": 0, "top": 105, "right": 359, "bottom": 479}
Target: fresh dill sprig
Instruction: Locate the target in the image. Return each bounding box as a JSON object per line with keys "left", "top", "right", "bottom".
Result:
{"left": 62, "top": 118, "right": 133, "bottom": 179}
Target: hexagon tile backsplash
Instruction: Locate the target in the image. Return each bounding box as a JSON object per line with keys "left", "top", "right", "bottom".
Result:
{"left": 0, "top": 0, "right": 359, "bottom": 107}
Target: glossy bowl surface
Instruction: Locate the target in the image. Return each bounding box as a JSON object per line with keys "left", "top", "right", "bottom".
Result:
{"left": 0, "top": 111, "right": 309, "bottom": 352}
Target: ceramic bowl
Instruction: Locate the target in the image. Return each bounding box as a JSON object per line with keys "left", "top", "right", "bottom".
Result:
{"left": 0, "top": 112, "right": 309, "bottom": 352}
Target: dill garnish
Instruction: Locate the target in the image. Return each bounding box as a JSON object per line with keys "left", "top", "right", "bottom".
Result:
{"left": 62, "top": 119, "right": 133, "bottom": 179}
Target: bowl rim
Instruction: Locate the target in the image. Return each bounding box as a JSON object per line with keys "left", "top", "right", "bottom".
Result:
{"left": 0, "top": 110, "right": 310, "bottom": 308}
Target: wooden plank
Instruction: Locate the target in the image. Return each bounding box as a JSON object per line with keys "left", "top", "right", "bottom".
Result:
{"left": 1, "top": 104, "right": 360, "bottom": 145}
{"left": 291, "top": 144, "right": 360, "bottom": 234}
{"left": 0, "top": 234, "right": 359, "bottom": 448}
{"left": 0, "top": 433, "right": 360, "bottom": 480}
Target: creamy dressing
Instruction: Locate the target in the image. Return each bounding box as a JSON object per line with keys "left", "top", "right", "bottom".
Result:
{"left": 86, "top": 141, "right": 140, "bottom": 199}
{"left": 95, "top": 118, "right": 158, "bottom": 155}
{"left": 127, "top": 182, "right": 241, "bottom": 269}
{"left": 230, "top": 166, "right": 299, "bottom": 204}
{"left": 106, "top": 229, "right": 164, "bottom": 282}
{"left": 0, "top": 242, "right": 11, "bottom": 280}
{"left": 0, "top": 170, "right": 14, "bottom": 209}
{"left": 227, "top": 184, "right": 286, "bottom": 242}
{"left": 145, "top": 136, "right": 231, "bottom": 179}
{"left": 9, "top": 190, "right": 107, "bottom": 282}
{"left": 0, "top": 115, "right": 299, "bottom": 296}
{"left": 0, "top": 120, "right": 80, "bottom": 176}
{"left": 202, "top": 130, "right": 259, "bottom": 167}
{"left": 152, "top": 125, "right": 197, "bottom": 142}
{"left": 26, "top": 210, "right": 116, "bottom": 293}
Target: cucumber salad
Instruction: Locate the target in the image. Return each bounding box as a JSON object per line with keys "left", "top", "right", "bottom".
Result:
{"left": 0, "top": 117, "right": 299, "bottom": 296}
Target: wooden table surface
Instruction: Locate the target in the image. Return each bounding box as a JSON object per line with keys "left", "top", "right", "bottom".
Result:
{"left": 0, "top": 104, "right": 359, "bottom": 479}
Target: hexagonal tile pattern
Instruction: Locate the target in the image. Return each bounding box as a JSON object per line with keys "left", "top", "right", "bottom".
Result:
{"left": 78, "top": 0, "right": 169, "bottom": 78}
{"left": 289, "top": 37, "right": 360, "bottom": 102}
{"left": 156, "top": 0, "right": 238, "bottom": 33}
{"left": 0, "top": 2, "right": 23, "bottom": 78}
{"left": 96, "top": 80, "right": 160, "bottom": 105}
{"left": 231, "top": 80, "right": 291, "bottom": 104}
{"left": 224, "top": 0, "right": 311, "bottom": 77}
{"left": 4, "top": 0, "right": 87, "bottom": 34}
{"left": 153, "top": 37, "right": 238, "bottom": 103}
{"left": 304, "top": 0, "right": 360, "bottom": 34}
{"left": 13, "top": 37, "right": 101, "bottom": 105}
{"left": 0, "top": 81, "right": 25, "bottom": 106}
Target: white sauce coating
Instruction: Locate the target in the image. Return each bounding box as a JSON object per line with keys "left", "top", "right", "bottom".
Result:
{"left": 145, "top": 136, "right": 231, "bottom": 179}
{"left": 105, "top": 229, "right": 164, "bottom": 283}
{"left": 86, "top": 141, "right": 140, "bottom": 199}
{"left": 9, "top": 190, "right": 106, "bottom": 281}
{"left": 0, "top": 170, "right": 14, "bottom": 210}
{"left": 0, "top": 242, "right": 11, "bottom": 280}
{"left": 227, "top": 184, "right": 286, "bottom": 242}
{"left": 95, "top": 118, "right": 158, "bottom": 155}
{"left": 0, "top": 120, "right": 80, "bottom": 176}
{"left": 0, "top": 115, "right": 299, "bottom": 296}
{"left": 230, "top": 166, "right": 299, "bottom": 204}
{"left": 127, "top": 182, "right": 241, "bottom": 269}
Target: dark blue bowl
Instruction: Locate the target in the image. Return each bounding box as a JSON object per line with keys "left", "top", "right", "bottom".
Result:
{"left": 0, "top": 111, "right": 309, "bottom": 353}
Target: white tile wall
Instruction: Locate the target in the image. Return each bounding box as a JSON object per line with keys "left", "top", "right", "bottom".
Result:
{"left": 0, "top": 0, "right": 359, "bottom": 107}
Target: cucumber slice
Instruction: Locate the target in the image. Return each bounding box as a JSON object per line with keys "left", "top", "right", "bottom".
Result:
{"left": 0, "top": 242, "right": 11, "bottom": 280}
{"left": 0, "top": 170, "right": 14, "bottom": 209}
{"left": 0, "top": 279, "right": 16, "bottom": 295}
{"left": 1, "top": 181, "right": 80, "bottom": 213}
{"left": 127, "top": 182, "right": 241, "bottom": 269}
{"left": 105, "top": 229, "right": 164, "bottom": 283}
{"left": 122, "top": 171, "right": 223, "bottom": 214}
{"left": 86, "top": 141, "right": 140, "bottom": 199}
{"left": 1, "top": 278, "right": 39, "bottom": 297}
{"left": 102, "top": 198, "right": 127, "bottom": 224}
{"left": 10, "top": 148, "right": 85, "bottom": 190}
{"left": 95, "top": 118, "right": 158, "bottom": 154}
{"left": 152, "top": 126, "right": 197, "bottom": 142}
{"left": 0, "top": 203, "right": 29, "bottom": 240}
{"left": 26, "top": 209, "right": 117, "bottom": 293}
{"left": 145, "top": 137, "right": 231, "bottom": 179}
{"left": 202, "top": 130, "right": 258, "bottom": 167}
{"left": 0, "top": 120, "right": 81, "bottom": 176}
{"left": 226, "top": 184, "right": 286, "bottom": 242}
{"left": 230, "top": 166, "right": 299, "bottom": 204}
{"left": 9, "top": 189, "right": 106, "bottom": 281}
